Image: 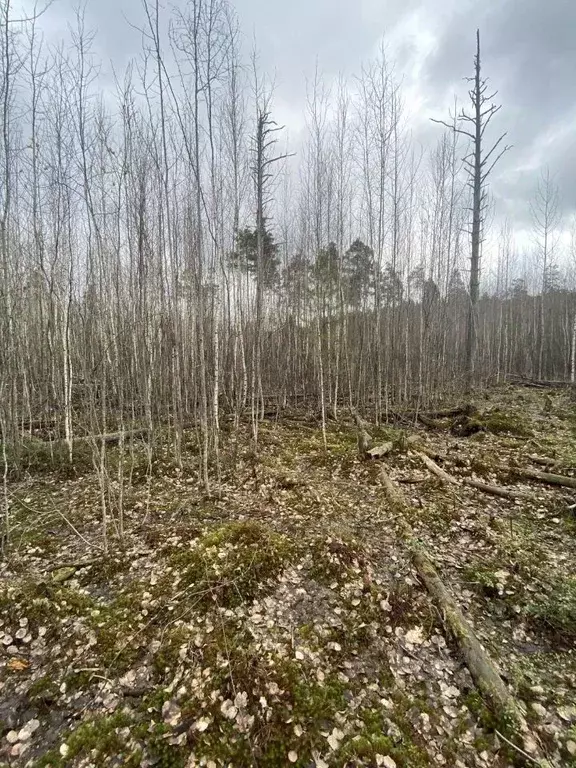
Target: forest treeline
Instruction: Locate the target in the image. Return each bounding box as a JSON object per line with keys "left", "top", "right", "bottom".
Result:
{"left": 0, "top": 0, "right": 575, "bottom": 490}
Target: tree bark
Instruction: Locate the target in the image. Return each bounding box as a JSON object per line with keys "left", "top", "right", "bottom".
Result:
{"left": 416, "top": 451, "right": 525, "bottom": 501}
{"left": 379, "top": 468, "right": 531, "bottom": 738}
{"left": 513, "top": 467, "right": 576, "bottom": 490}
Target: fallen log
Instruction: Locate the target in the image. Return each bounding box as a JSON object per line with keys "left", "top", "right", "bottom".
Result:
{"left": 48, "top": 558, "right": 101, "bottom": 583}
{"left": 513, "top": 467, "right": 576, "bottom": 490}
{"left": 405, "top": 435, "right": 454, "bottom": 464}
{"left": 529, "top": 455, "right": 555, "bottom": 465}
{"left": 350, "top": 407, "right": 371, "bottom": 434}
{"left": 416, "top": 452, "right": 525, "bottom": 501}
{"left": 417, "top": 452, "right": 458, "bottom": 486}
{"left": 464, "top": 477, "right": 524, "bottom": 501}
{"left": 404, "top": 404, "right": 476, "bottom": 421}
{"left": 366, "top": 442, "right": 394, "bottom": 458}
{"left": 384, "top": 410, "right": 415, "bottom": 427}
{"left": 70, "top": 428, "right": 150, "bottom": 446}
{"left": 379, "top": 468, "right": 539, "bottom": 754}
{"left": 528, "top": 455, "right": 561, "bottom": 470}
{"left": 417, "top": 413, "right": 444, "bottom": 429}
{"left": 506, "top": 374, "right": 573, "bottom": 389}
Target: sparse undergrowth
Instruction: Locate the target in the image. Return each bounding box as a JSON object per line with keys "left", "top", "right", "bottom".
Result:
{"left": 1, "top": 386, "right": 575, "bottom": 766}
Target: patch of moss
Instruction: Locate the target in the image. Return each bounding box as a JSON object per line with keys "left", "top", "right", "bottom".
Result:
{"left": 33, "top": 711, "right": 136, "bottom": 767}
{"left": 462, "top": 690, "right": 524, "bottom": 764}
{"left": 413, "top": 496, "right": 462, "bottom": 534}
{"left": 73, "top": 556, "right": 131, "bottom": 587}
{"left": 55, "top": 584, "right": 96, "bottom": 613}
{"left": 462, "top": 565, "right": 501, "bottom": 599}
{"left": 173, "top": 631, "right": 351, "bottom": 767}
{"left": 481, "top": 409, "right": 532, "bottom": 437}
{"left": 4, "top": 438, "right": 93, "bottom": 479}
{"left": 27, "top": 675, "right": 60, "bottom": 708}
{"left": 0, "top": 579, "right": 98, "bottom": 643}
{"left": 387, "top": 581, "right": 425, "bottom": 628}
{"left": 526, "top": 576, "right": 576, "bottom": 644}
{"left": 146, "top": 723, "right": 187, "bottom": 768}
{"left": 336, "top": 701, "right": 429, "bottom": 768}
{"left": 63, "top": 668, "right": 94, "bottom": 693}
{"left": 152, "top": 625, "right": 191, "bottom": 677}
{"left": 89, "top": 603, "right": 143, "bottom": 673}
{"left": 165, "top": 520, "right": 294, "bottom": 609}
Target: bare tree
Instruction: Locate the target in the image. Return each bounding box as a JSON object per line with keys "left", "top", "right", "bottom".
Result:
{"left": 433, "top": 30, "right": 510, "bottom": 390}
{"left": 250, "top": 83, "right": 292, "bottom": 443}
{"left": 531, "top": 168, "right": 560, "bottom": 379}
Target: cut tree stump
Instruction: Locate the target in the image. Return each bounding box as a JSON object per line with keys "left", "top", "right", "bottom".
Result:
{"left": 350, "top": 407, "right": 374, "bottom": 457}
{"left": 378, "top": 468, "right": 548, "bottom": 761}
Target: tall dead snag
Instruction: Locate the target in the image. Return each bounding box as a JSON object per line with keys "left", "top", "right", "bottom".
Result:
{"left": 379, "top": 467, "right": 533, "bottom": 744}
{"left": 250, "top": 99, "right": 292, "bottom": 446}
{"left": 432, "top": 30, "right": 510, "bottom": 391}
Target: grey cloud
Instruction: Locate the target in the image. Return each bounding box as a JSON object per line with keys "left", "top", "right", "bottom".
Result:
{"left": 43, "top": 0, "right": 576, "bottom": 223}
{"left": 423, "top": 0, "right": 576, "bottom": 220}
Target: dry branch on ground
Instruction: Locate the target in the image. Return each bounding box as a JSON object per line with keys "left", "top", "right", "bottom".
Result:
{"left": 416, "top": 450, "right": 527, "bottom": 501}
{"left": 378, "top": 467, "right": 548, "bottom": 762}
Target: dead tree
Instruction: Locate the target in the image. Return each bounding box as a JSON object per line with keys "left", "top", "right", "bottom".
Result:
{"left": 432, "top": 30, "right": 510, "bottom": 391}
{"left": 530, "top": 169, "right": 560, "bottom": 380}
{"left": 250, "top": 97, "right": 293, "bottom": 445}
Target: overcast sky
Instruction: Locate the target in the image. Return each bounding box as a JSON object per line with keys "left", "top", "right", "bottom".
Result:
{"left": 42, "top": 0, "right": 576, "bottom": 236}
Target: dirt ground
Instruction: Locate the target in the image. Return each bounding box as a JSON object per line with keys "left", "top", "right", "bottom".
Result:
{"left": 1, "top": 385, "right": 575, "bottom": 767}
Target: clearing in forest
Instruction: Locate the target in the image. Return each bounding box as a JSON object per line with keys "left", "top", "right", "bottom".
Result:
{"left": 1, "top": 385, "right": 575, "bottom": 767}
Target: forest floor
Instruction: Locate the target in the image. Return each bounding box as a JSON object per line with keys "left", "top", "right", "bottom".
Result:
{"left": 1, "top": 386, "right": 576, "bottom": 768}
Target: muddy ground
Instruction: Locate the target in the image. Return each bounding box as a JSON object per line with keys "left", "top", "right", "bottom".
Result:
{"left": 1, "top": 385, "right": 575, "bottom": 767}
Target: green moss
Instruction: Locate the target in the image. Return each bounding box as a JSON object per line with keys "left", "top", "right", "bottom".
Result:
{"left": 165, "top": 520, "right": 294, "bottom": 609}
{"left": 481, "top": 409, "right": 532, "bottom": 437}
{"left": 462, "top": 565, "right": 501, "bottom": 599}
{"left": 6, "top": 438, "right": 97, "bottom": 479}
{"left": 291, "top": 673, "right": 348, "bottom": 724}
{"left": 89, "top": 606, "right": 142, "bottom": 673}
{"left": 0, "top": 580, "right": 98, "bottom": 644}
{"left": 63, "top": 668, "right": 94, "bottom": 692}
{"left": 257, "top": 669, "right": 350, "bottom": 765}
{"left": 28, "top": 675, "right": 60, "bottom": 708}
{"left": 387, "top": 581, "right": 426, "bottom": 628}
{"left": 526, "top": 576, "right": 576, "bottom": 643}
{"left": 146, "top": 723, "right": 187, "bottom": 768}
{"left": 172, "top": 636, "right": 351, "bottom": 767}
{"left": 56, "top": 585, "right": 96, "bottom": 613}
{"left": 152, "top": 625, "right": 191, "bottom": 677}
{"left": 335, "top": 702, "right": 429, "bottom": 768}
{"left": 73, "top": 556, "right": 131, "bottom": 587}
{"left": 33, "top": 711, "right": 136, "bottom": 767}
{"left": 462, "top": 689, "right": 525, "bottom": 764}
